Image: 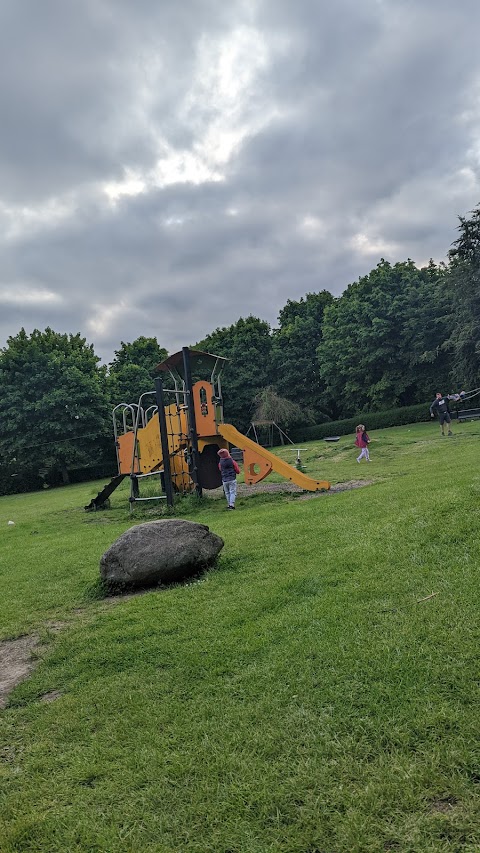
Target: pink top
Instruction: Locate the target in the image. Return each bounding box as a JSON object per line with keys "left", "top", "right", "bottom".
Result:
{"left": 355, "top": 431, "right": 370, "bottom": 448}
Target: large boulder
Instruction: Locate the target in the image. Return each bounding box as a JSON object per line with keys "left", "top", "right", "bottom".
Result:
{"left": 100, "top": 519, "right": 224, "bottom": 589}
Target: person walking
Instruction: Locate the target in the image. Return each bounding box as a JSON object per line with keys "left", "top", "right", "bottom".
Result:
{"left": 355, "top": 424, "right": 371, "bottom": 462}
{"left": 429, "top": 392, "right": 457, "bottom": 436}
{"left": 217, "top": 448, "right": 240, "bottom": 509}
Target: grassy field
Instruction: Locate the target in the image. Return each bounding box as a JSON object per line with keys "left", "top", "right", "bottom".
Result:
{"left": 0, "top": 421, "right": 479, "bottom": 852}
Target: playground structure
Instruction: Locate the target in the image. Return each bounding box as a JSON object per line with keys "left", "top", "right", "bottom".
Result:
{"left": 85, "top": 347, "right": 330, "bottom": 511}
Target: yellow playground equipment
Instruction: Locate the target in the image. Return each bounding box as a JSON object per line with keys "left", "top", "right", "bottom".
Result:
{"left": 85, "top": 347, "right": 330, "bottom": 510}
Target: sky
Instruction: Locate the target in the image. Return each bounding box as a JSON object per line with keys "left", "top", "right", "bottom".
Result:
{"left": 1, "top": 0, "right": 480, "bottom": 364}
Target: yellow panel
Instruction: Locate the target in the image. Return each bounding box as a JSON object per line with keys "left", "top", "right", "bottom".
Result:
{"left": 242, "top": 447, "right": 273, "bottom": 485}
{"left": 117, "top": 431, "right": 136, "bottom": 474}
{"left": 137, "top": 414, "right": 163, "bottom": 474}
{"left": 134, "top": 406, "right": 190, "bottom": 475}
{"left": 192, "top": 381, "right": 218, "bottom": 437}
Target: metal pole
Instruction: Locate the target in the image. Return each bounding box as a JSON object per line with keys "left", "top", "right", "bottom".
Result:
{"left": 129, "top": 474, "right": 139, "bottom": 513}
{"left": 154, "top": 378, "right": 174, "bottom": 508}
{"left": 182, "top": 347, "right": 203, "bottom": 498}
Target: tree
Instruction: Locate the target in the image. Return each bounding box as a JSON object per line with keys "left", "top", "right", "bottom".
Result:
{"left": 0, "top": 328, "right": 111, "bottom": 484}
{"left": 196, "top": 316, "right": 273, "bottom": 431}
{"left": 317, "top": 260, "right": 453, "bottom": 417}
{"left": 252, "top": 386, "right": 307, "bottom": 426}
{"left": 107, "top": 337, "right": 168, "bottom": 405}
{"left": 271, "top": 291, "right": 333, "bottom": 420}
{"left": 277, "top": 290, "right": 334, "bottom": 329}
{"left": 447, "top": 205, "right": 480, "bottom": 386}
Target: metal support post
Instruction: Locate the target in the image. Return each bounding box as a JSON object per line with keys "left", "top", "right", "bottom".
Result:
{"left": 182, "top": 347, "right": 203, "bottom": 498}
{"left": 154, "top": 378, "right": 175, "bottom": 508}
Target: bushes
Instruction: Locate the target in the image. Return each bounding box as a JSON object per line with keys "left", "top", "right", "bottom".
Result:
{"left": 46, "top": 460, "right": 117, "bottom": 488}
{"left": 289, "top": 401, "right": 432, "bottom": 443}
{"left": 0, "top": 454, "right": 117, "bottom": 496}
{"left": 0, "top": 464, "right": 44, "bottom": 496}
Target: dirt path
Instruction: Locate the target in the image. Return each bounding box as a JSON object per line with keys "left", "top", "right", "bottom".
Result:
{"left": 209, "top": 478, "right": 373, "bottom": 499}
{"left": 0, "top": 635, "right": 40, "bottom": 709}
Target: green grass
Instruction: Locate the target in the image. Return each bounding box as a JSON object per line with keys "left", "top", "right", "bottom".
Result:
{"left": 0, "top": 421, "right": 479, "bottom": 852}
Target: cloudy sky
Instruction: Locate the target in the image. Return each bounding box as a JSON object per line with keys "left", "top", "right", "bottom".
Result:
{"left": 1, "top": 0, "right": 479, "bottom": 363}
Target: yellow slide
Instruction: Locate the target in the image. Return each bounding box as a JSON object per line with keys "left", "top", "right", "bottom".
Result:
{"left": 218, "top": 423, "right": 330, "bottom": 491}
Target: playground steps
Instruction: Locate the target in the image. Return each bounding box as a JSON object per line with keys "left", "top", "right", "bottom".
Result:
{"left": 84, "top": 474, "right": 128, "bottom": 511}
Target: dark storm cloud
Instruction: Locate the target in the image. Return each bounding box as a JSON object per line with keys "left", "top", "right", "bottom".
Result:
{"left": 0, "top": 0, "right": 479, "bottom": 362}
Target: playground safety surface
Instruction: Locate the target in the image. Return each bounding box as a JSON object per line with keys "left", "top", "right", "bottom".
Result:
{"left": 208, "top": 479, "right": 373, "bottom": 500}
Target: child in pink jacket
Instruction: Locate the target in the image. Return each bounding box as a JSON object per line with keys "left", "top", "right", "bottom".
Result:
{"left": 355, "top": 424, "right": 371, "bottom": 462}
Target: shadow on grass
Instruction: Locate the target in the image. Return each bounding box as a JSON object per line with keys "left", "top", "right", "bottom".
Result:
{"left": 82, "top": 560, "right": 222, "bottom": 602}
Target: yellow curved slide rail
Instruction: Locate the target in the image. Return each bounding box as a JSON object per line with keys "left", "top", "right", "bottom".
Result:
{"left": 218, "top": 423, "right": 330, "bottom": 492}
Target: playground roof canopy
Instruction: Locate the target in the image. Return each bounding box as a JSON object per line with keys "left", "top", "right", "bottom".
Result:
{"left": 156, "top": 348, "right": 228, "bottom": 382}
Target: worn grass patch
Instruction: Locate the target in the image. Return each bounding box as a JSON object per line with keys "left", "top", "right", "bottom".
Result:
{"left": 0, "top": 421, "right": 479, "bottom": 852}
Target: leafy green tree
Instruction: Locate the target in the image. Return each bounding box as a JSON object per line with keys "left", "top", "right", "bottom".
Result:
{"left": 406, "top": 259, "right": 454, "bottom": 396}
{"left": 271, "top": 291, "right": 333, "bottom": 420}
{"left": 196, "top": 316, "right": 273, "bottom": 431}
{"left": 277, "top": 291, "right": 333, "bottom": 329}
{"left": 317, "top": 260, "right": 453, "bottom": 417}
{"left": 107, "top": 337, "right": 168, "bottom": 405}
{"left": 0, "top": 328, "right": 111, "bottom": 484}
{"left": 447, "top": 205, "right": 480, "bottom": 386}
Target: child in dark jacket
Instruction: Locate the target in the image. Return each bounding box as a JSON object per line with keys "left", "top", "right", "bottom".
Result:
{"left": 218, "top": 448, "right": 240, "bottom": 509}
{"left": 355, "top": 424, "right": 371, "bottom": 462}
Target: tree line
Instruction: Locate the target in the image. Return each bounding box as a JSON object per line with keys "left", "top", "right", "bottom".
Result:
{"left": 1, "top": 204, "right": 479, "bottom": 491}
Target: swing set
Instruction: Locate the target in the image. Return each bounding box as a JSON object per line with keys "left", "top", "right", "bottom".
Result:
{"left": 454, "top": 386, "right": 480, "bottom": 421}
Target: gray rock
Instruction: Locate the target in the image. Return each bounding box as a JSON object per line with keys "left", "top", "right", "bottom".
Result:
{"left": 100, "top": 519, "right": 224, "bottom": 589}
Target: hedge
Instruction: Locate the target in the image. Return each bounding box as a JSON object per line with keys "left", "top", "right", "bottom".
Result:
{"left": 288, "top": 401, "right": 433, "bottom": 443}
{"left": 0, "top": 466, "right": 45, "bottom": 496}
{"left": 0, "top": 456, "right": 117, "bottom": 496}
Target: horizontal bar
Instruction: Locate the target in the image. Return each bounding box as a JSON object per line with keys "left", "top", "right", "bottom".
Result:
{"left": 131, "top": 496, "right": 167, "bottom": 502}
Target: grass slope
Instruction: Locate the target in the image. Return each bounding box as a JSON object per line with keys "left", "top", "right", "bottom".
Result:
{"left": 0, "top": 422, "right": 479, "bottom": 852}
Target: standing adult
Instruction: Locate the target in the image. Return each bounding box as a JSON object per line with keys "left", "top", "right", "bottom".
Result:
{"left": 429, "top": 392, "right": 464, "bottom": 436}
